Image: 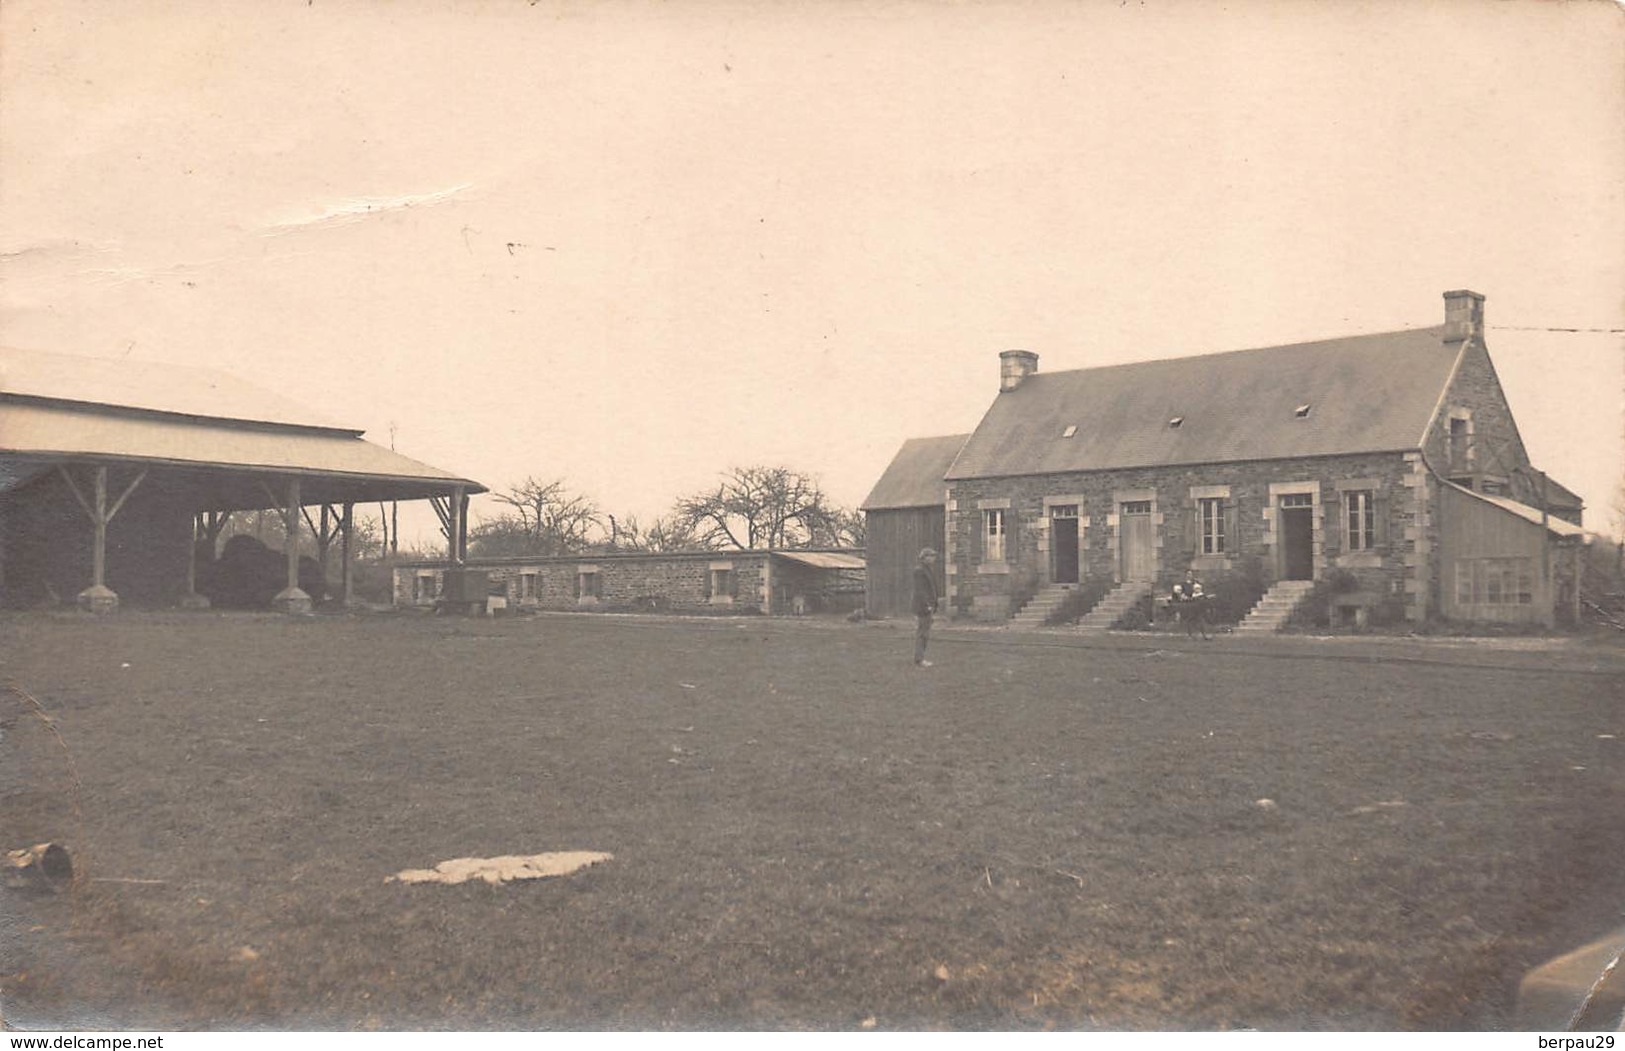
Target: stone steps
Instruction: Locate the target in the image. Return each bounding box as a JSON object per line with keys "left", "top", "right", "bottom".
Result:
{"left": 1233, "top": 580, "right": 1317, "bottom": 635}
{"left": 1008, "top": 583, "right": 1080, "bottom": 628}
{"left": 1076, "top": 582, "right": 1152, "bottom": 632}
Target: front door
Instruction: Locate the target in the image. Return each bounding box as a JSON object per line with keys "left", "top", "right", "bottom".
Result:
{"left": 1280, "top": 495, "right": 1314, "bottom": 580}
{"left": 1120, "top": 501, "right": 1153, "bottom": 582}
{"left": 1051, "top": 507, "right": 1079, "bottom": 584}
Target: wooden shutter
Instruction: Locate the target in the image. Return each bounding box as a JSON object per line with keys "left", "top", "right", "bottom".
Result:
{"left": 1223, "top": 500, "right": 1238, "bottom": 556}
{"left": 1374, "top": 490, "right": 1390, "bottom": 549}
{"left": 1186, "top": 498, "right": 1199, "bottom": 559}
{"left": 702, "top": 567, "right": 712, "bottom": 600}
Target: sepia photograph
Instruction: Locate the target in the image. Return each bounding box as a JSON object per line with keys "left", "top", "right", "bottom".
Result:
{"left": 2, "top": 0, "right": 1622, "bottom": 1036}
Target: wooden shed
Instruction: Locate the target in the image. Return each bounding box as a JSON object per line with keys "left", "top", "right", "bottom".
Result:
{"left": 1437, "top": 482, "right": 1589, "bottom": 626}
{"left": 860, "top": 435, "right": 966, "bottom": 618}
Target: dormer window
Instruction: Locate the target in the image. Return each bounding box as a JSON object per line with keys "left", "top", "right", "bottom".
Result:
{"left": 1168, "top": 417, "right": 1183, "bottom": 429}
{"left": 1060, "top": 424, "right": 1077, "bottom": 438}
{"left": 1294, "top": 404, "right": 1312, "bottom": 419}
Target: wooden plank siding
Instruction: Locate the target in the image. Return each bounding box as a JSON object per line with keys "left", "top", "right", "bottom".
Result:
{"left": 864, "top": 507, "right": 945, "bottom": 618}
{"left": 1437, "top": 483, "right": 1566, "bottom": 625}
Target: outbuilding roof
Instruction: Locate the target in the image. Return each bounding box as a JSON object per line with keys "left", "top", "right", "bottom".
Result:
{"left": 1449, "top": 483, "right": 1591, "bottom": 540}
{"left": 772, "top": 550, "right": 866, "bottom": 570}
{"left": 945, "top": 328, "right": 1463, "bottom": 480}
{"left": 861, "top": 434, "right": 969, "bottom": 510}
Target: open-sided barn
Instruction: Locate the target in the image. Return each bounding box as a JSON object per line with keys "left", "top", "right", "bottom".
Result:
{"left": 865, "top": 290, "right": 1591, "bottom": 630}
{"left": 0, "top": 347, "right": 484, "bottom": 612}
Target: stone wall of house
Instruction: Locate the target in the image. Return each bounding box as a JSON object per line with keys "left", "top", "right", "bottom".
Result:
{"left": 1415, "top": 337, "right": 1554, "bottom": 619}
{"left": 1423, "top": 338, "right": 1531, "bottom": 491}
{"left": 945, "top": 451, "right": 1422, "bottom": 620}
{"left": 394, "top": 552, "right": 771, "bottom": 613}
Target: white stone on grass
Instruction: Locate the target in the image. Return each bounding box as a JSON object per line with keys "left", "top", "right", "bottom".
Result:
{"left": 391, "top": 851, "right": 613, "bottom": 886}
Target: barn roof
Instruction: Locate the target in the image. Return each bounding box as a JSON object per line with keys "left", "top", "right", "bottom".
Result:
{"left": 861, "top": 434, "right": 969, "bottom": 510}
{"left": 945, "top": 328, "right": 1463, "bottom": 480}
{"left": 0, "top": 347, "right": 483, "bottom": 504}
{"left": 0, "top": 346, "right": 354, "bottom": 432}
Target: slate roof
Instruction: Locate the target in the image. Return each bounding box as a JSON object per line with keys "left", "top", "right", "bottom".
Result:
{"left": 945, "top": 327, "right": 1464, "bottom": 480}
{"left": 861, "top": 434, "right": 969, "bottom": 510}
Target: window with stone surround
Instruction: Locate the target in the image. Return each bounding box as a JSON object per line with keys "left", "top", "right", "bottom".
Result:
{"left": 575, "top": 566, "right": 602, "bottom": 602}
{"left": 707, "top": 563, "right": 736, "bottom": 604}
{"left": 1448, "top": 409, "right": 1474, "bottom": 471}
{"left": 1185, "top": 487, "right": 1232, "bottom": 566}
{"left": 1334, "top": 482, "right": 1387, "bottom": 559}
{"left": 1456, "top": 557, "right": 1533, "bottom": 606}
{"left": 983, "top": 508, "right": 1007, "bottom": 563}
{"left": 1345, "top": 490, "right": 1375, "bottom": 551}
{"left": 1198, "top": 497, "right": 1226, "bottom": 555}
{"left": 519, "top": 572, "right": 537, "bottom": 602}
{"left": 413, "top": 571, "right": 439, "bottom": 605}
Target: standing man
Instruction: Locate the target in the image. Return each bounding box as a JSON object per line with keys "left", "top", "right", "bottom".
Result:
{"left": 912, "top": 547, "right": 939, "bottom": 667}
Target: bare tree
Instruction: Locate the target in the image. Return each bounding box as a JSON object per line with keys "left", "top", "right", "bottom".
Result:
{"left": 673, "top": 466, "right": 855, "bottom": 550}
{"left": 815, "top": 506, "right": 867, "bottom": 549}
{"left": 469, "top": 477, "right": 603, "bottom": 557}
{"left": 608, "top": 513, "right": 701, "bottom": 553}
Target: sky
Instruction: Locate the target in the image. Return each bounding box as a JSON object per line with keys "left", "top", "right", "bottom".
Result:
{"left": 2, "top": 0, "right": 1622, "bottom": 545}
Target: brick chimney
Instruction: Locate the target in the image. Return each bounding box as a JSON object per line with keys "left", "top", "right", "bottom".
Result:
{"left": 999, "top": 349, "right": 1039, "bottom": 392}
{"left": 1442, "top": 289, "right": 1485, "bottom": 343}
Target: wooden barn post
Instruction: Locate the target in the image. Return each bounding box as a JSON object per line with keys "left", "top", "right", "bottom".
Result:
{"left": 91, "top": 466, "right": 108, "bottom": 591}
{"left": 449, "top": 485, "right": 467, "bottom": 566}
{"left": 340, "top": 502, "right": 354, "bottom": 607}
{"left": 59, "top": 464, "right": 146, "bottom": 613}
{"left": 271, "top": 476, "right": 313, "bottom": 614}
{"left": 457, "top": 488, "right": 469, "bottom": 564}
{"left": 180, "top": 511, "right": 211, "bottom": 609}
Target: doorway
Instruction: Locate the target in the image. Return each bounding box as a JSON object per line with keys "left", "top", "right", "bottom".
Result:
{"left": 1119, "top": 500, "right": 1153, "bottom": 581}
{"left": 1051, "top": 505, "right": 1079, "bottom": 584}
{"left": 1279, "top": 493, "right": 1314, "bottom": 580}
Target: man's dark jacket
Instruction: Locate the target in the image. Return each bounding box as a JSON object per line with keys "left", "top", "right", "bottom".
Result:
{"left": 912, "top": 563, "right": 938, "bottom": 616}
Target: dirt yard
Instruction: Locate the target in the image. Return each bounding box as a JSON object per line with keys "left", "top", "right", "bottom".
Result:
{"left": 2, "top": 611, "right": 1622, "bottom": 1031}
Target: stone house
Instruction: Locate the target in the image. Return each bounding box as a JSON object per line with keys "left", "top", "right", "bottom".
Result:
{"left": 867, "top": 290, "right": 1589, "bottom": 630}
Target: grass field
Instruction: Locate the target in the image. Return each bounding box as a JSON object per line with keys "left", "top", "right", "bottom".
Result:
{"left": 2, "top": 611, "right": 1623, "bottom": 1031}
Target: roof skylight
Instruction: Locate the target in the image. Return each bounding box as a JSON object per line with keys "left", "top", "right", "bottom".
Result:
{"left": 1168, "top": 417, "right": 1183, "bottom": 428}
{"left": 1061, "top": 424, "right": 1078, "bottom": 438}
{"left": 1294, "top": 404, "right": 1312, "bottom": 419}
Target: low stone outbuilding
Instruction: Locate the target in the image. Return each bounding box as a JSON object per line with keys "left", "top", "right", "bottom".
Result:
{"left": 394, "top": 548, "right": 865, "bottom": 616}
